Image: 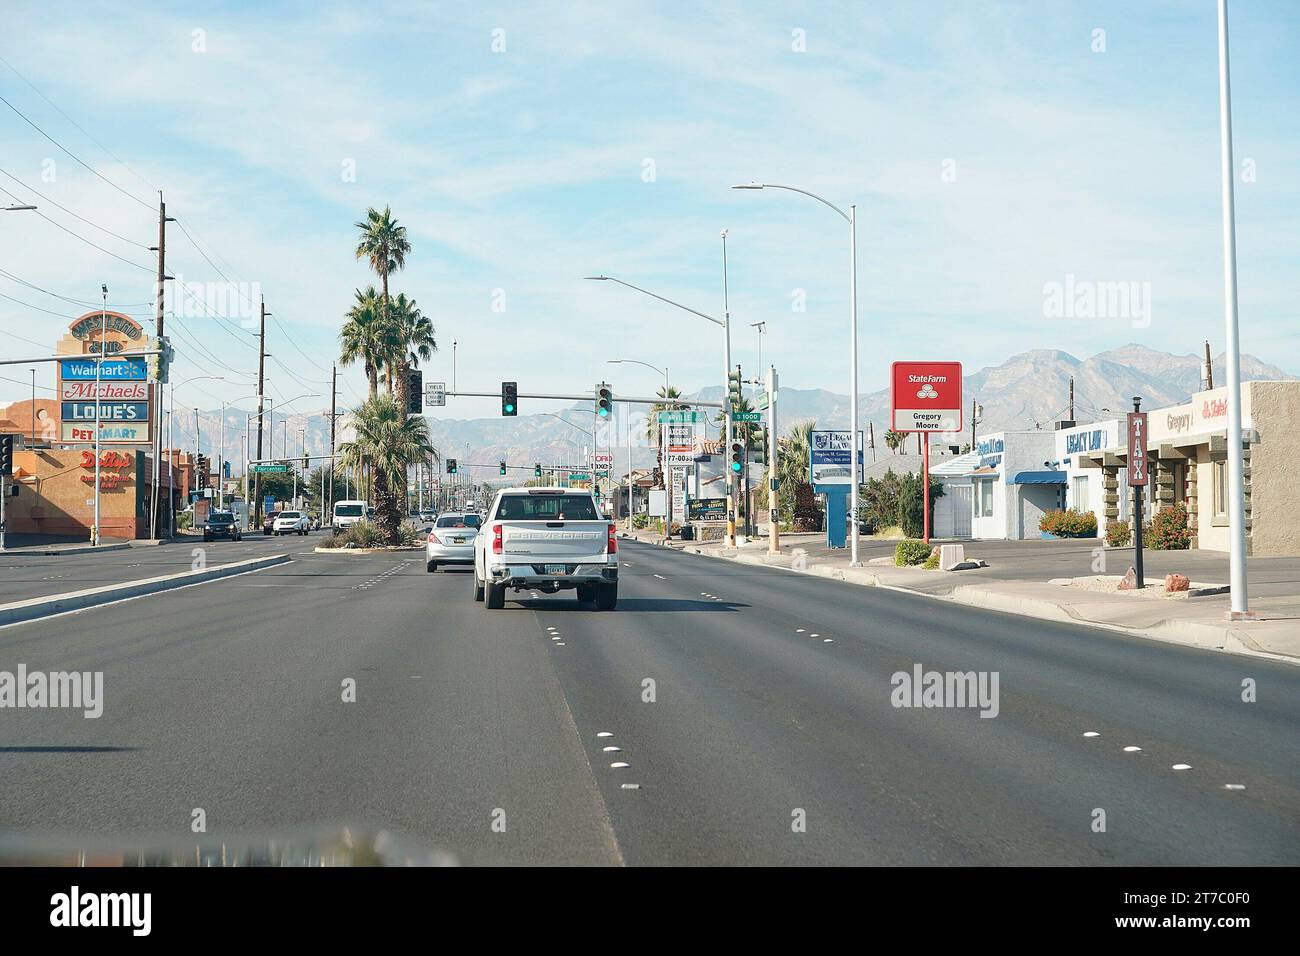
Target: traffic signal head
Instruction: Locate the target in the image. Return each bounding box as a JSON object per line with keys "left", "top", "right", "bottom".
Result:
{"left": 501, "top": 381, "right": 517, "bottom": 417}
{"left": 534, "top": 463, "right": 542, "bottom": 479}
{"left": 499, "top": 460, "right": 507, "bottom": 476}
{"left": 447, "top": 458, "right": 458, "bottom": 475}
{"left": 303, "top": 454, "right": 310, "bottom": 470}
{"left": 596, "top": 383, "right": 613, "bottom": 418}
{"left": 727, "top": 367, "right": 743, "bottom": 408}
{"left": 730, "top": 441, "right": 743, "bottom": 473}
{"left": 0, "top": 433, "right": 13, "bottom": 477}
{"left": 407, "top": 369, "right": 424, "bottom": 415}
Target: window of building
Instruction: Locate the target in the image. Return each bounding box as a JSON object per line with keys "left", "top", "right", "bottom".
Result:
{"left": 1212, "top": 460, "right": 1227, "bottom": 520}
{"left": 975, "top": 478, "right": 995, "bottom": 518}
{"left": 1072, "top": 475, "right": 1090, "bottom": 513}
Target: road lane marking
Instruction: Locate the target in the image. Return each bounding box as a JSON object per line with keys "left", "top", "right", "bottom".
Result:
{"left": 596, "top": 731, "right": 613, "bottom": 738}
{"left": 1224, "top": 784, "right": 1245, "bottom": 790}
{"left": 1123, "top": 746, "right": 1142, "bottom": 752}
{"left": 620, "top": 783, "right": 640, "bottom": 790}
{"left": 1171, "top": 763, "right": 1192, "bottom": 771}
{"left": 1083, "top": 731, "right": 1100, "bottom": 737}
{"left": 653, "top": 573, "right": 665, "bottom": 579}
{"left": 610, "top": 762, "right": 629, "bottom": 769}
{"left": 603, "top": 746, "right": 620, "bottom": 752}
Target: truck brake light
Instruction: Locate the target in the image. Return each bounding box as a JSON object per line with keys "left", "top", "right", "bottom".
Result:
{"left": 607, "top": 523, "right": 617, "bottom": 554}
{"left": 492, "top": 523, "right": 503, "bottom": 555}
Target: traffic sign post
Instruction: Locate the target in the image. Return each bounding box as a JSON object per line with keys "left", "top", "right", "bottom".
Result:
{"left": 891, "top": 361, "right": 963, "bottom": 543}
{"left": 1127, "top": 398, "right": 1149, "bottom": 590}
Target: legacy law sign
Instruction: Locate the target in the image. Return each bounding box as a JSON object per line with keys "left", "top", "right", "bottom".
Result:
{"left": 55, "top": 312, "right": 153, "bottom": 445}
{"left": 891, "top": 361, "right": 963, "bottom": 433}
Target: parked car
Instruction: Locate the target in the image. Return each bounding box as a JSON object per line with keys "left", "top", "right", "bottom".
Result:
{"left": 203, "top": 511, "right": 242, "bottom": 542}
{"left": 262, "top": 511, "right": 281, "bottom": 535}
{"left": 272, "top": 510, "right": 311, "bottom": 535}
{"left": 425, "top": 513, "right": 480, "bottom": 572}
{"left": 474, "top": 488, "right": 617, "bottom": 610}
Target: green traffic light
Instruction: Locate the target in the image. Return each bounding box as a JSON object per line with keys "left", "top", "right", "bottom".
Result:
{"left": 731, "top": 462, "right": 742, "bottom": 472}
{"left": 598, "top": 407, "right": 609, "bottom": 416}
{"left": 505, "top": 404, "right": 514, "bottom": 413}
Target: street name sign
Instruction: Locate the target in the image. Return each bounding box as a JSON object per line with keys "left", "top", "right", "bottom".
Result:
{"left": 891, "top": 361, "right": 963, "bottom": 433}
{"left": 253, "top": 463, "right": 288, "bottom": 474}
{"left": 733, "top": 412, "right": 763, "bottom": 422}
{"left": 656, "top": 410, "right": 708, "bottom": 424}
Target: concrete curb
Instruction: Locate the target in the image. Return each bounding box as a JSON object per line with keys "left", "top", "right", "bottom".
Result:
{"left": 665, "top": 540, "right": 1298, "bottom": 664}
{"left": 0, "top": 542, "right": 133, "bottom": 559}
{"left": 0, "top": 554, "right": 292, "bottom": 627}
{"left": 311, "top": 546, "right": 422, "bottom": 554}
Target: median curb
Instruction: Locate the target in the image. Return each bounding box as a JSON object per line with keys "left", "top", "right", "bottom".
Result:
{"left": 0, "top": 542, "right": 132, "bottom": 558}
{"left": 0, "top": 553, "right": 293, "bottom": 627}
{"left": 660, "top": 539, "right": 1299, "bottom": 664}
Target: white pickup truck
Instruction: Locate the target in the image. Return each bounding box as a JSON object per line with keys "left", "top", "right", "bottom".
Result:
{"left": 473, "top": 487, "right": 618, "bottom": 610}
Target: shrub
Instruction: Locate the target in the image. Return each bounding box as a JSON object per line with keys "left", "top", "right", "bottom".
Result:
{"left": 345, "top": 520, "right": 381, "bottom": 549}
{"left": 1039, "top": 508, "right": 1098, "bottom": 538}
{"left": 318, "top": 532, "right": 343, "bottom": 549}
{"left": 632, "top": 512, "right": 649, "bottom": 530}
{"left": 895, "top": 539, "right": 932, "bottom": 566}
{"left": 921, "top": 550, "right": 941, "bottom": 570}
{"left": 1105, "top": 520, "right": 1132, "bottom": 548}
{"left": 395, "top": 521, "right": 422, "bottom": 547}
{"left": 1144, "top": 502, "right": 1191, "bottom": 550}
{"left": 864, "top": 470, "right": 944, "bottom": 539}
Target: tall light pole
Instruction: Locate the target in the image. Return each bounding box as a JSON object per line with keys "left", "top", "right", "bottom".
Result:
{"left": 585, "top": 265, "right": 734, "bottom": 543}
{"left": 609, "top": 358, "right": 669, "bottom": 529}
{"left": 1217, "top": 0, "right": 1253, "bottom": 620}
{"left": 734, "top": 181, "right": 860, "bottom": 565}
{"left": 92, "top": 284, "right": 107, "bottom": 545}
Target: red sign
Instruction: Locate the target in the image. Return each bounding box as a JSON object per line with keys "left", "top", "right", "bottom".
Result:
{"left": 1127, "top": 412, "right": 1149, "bottom": 486}
{"left": 80, "top": 450, "right": 134, "bottom": 469}
{"left": 891, "top": 361, "right": 963, "bottom": 433}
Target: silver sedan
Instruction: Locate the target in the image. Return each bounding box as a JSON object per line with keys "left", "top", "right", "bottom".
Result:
{"left": 425, "top": 513, "right": 481, "bottom": 572}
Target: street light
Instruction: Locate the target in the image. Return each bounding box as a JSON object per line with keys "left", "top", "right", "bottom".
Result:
{"left": 3, "top": 204, "right": 37, "bottom": 211}
{"left": 733, "top": 180, "right": 861, "bottom": 565}
{"left": 586, "top": 258, "right": 737, "bottom": 544}
{"left": 608, "top": 359, "right": 670, "bottom": 529}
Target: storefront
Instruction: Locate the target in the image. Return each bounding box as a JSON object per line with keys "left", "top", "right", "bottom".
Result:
{"left": 931, "top": 431, "right": 1061, "bottom": 540}
{"left": 1060, "top": 381, "right": 1300, "bottom": 556}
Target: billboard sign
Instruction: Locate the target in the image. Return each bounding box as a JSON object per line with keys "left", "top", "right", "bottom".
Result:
{"left": 60, "top": 358, "right": 147, "bottom": 381}
{"left": 809, "top": 430, "right": 865, "bottom": 485}
{"left": 890, "top": 361, "right": 963, "bottom": 433}
{"left": 62, "top": 422, "right": 150, "bottom": 444}
{"left": 61, "top": 402, "right": 150, "bottom": 422}
{"left": 60, "top": 380, "right": 150, "bottom": 401}
{"left": 664, "top": 424, "right": 695, "bottom": 466}
{"left": 687, "top": 497, "right": 728, "bottom": 521}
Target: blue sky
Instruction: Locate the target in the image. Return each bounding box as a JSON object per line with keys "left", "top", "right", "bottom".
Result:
{"left": 1, "top": 0, "right": 1297, "bottom": 419}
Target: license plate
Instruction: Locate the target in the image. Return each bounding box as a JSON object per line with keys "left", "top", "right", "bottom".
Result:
{"left": 452, "top": 537, "right": 465, "bottom": 544}
{"left": 544, "top": 564, "right": 568, "bottom": 575}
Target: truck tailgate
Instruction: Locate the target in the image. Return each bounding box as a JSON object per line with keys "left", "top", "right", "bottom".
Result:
{"left": 499, "top": 521, "right": 609, "bottom": 559}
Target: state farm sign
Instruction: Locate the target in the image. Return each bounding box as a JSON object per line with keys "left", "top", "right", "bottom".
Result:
{"left": 891, "top": 361, "right": 963, "bottom": 433}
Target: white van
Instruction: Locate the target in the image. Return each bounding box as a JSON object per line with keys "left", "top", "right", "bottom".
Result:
{"left": 332, "top": 499, "right": 370, "bottom": 532}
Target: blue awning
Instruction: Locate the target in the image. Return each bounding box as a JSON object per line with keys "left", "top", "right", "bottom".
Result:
{"left": 1010, "top": 470, "right": 1067, "bottom": 485}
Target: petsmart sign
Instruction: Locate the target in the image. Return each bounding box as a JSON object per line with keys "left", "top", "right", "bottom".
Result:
{"left": 891, "top": 361, "right": 962, "bottom": 433}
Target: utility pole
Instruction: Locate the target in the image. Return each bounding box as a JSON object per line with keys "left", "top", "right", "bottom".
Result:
{"left": 329, "top": 363, "right": 337, "bottom": 519}
{"left": 1203, "top": 340, "right": 1215, "bottom": 391}
{"left": 252, "top": 298, "right": 268, "bottom": 528}
{"left": 149, "top": 195, "right": 172, "bottom": 539}
{"left": 767, "top": 365, "right": 780, "bottom": 554}
{"left": 1068, "top": 376, "right": 1075, "bottom": 422}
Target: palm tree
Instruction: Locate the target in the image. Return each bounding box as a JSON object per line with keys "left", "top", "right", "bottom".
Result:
{"left": 354, "top": 206, "right": 411, "bottom": 394}
{"left": 389, "top": 293, "right": 436, "bottom": 413}
{"left": 884, "top": 428, "right": 905, "bottom": 455}
{"left": 340, "top": 286, "right": 399, "bottom": 399}
{"left": 336, "top": 395, "right": 434, "bottom": 544}
{"left": 645, "top": 385, "right": 687, "bottom": 486}
{"left": 777, "top": 419, "right": 822, "bottom": 531}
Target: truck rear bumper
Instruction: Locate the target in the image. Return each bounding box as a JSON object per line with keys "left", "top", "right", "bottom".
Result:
{"left": 488, "top": 563, "right": 617, "bottom": 590}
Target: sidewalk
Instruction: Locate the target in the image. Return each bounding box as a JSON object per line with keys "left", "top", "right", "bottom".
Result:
{"left": 622, "top": 529, "right": 1300, "bottom": 663}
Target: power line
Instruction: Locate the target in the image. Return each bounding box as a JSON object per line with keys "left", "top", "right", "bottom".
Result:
{"left": 0, "top": 52, "right": 159, "bottom": 194}
{"left": 0, "top": 165, "right": 152, "bottom": 249}
{"left": 0, "top": 267, "right": 152, "bottom": 309}
{"left": 0, "top": 90, "right": 154, "bottom": 211}
{"left": 0, "top": 183, "right": 155, "bottom": 272}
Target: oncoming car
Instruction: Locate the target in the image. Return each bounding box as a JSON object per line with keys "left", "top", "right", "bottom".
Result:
{"left": 272, "top": 510, "right": 311, "bottom": 535}
{"left": 203, "top": 511, "right": 242, "bottom": 542}
{"left": 425, "top": 512, "right": 481, "bottom": 572}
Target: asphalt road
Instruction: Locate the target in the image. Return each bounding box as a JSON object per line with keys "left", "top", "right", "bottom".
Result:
{"left": 0, "top": 539, "right": 1296, "bottom": 865}
{"left": 0, "top": 532, "right": 317, "bottom": 604}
